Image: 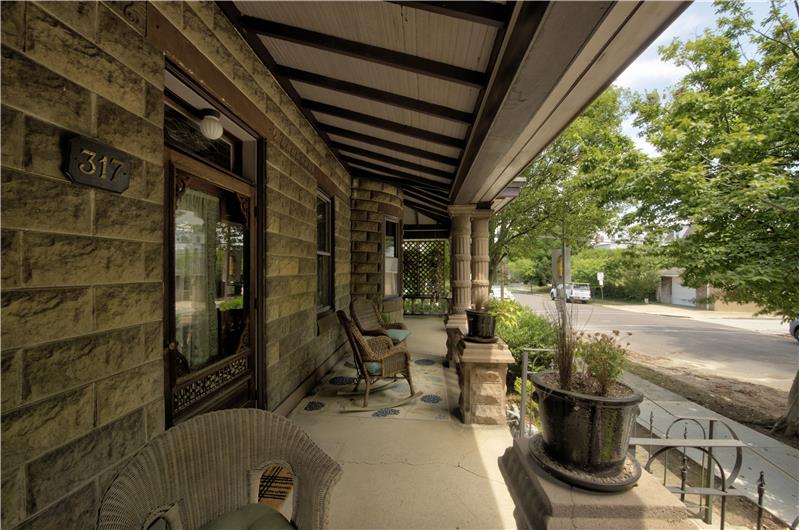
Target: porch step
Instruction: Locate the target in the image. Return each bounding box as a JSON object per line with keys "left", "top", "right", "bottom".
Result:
{"left": 499, "top": 437, "right": 694, "bottom": 530}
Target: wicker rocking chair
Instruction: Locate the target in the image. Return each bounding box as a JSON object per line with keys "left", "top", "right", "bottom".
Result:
{"left": 350, "top": 297, "right": 410, "bottom": 345}
{"left": 97, "top": 409, "right": 341, "bottom": 530}
{"left": 337, "top": 310, "right": 415, "bottom": 407}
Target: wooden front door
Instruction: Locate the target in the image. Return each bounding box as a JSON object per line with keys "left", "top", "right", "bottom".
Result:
{"left": 164, "top": 149, "right": 258, "bottom": 425}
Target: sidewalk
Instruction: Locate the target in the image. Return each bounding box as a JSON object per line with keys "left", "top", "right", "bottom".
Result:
{"left": 605, "top": 302, "right": 788, "bottom": 336}
{"left": 623, "top": 372, "right": 799, "bottom": 526}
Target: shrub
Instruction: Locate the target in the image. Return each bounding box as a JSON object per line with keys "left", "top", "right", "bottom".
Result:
{"left": 219, "top": 296, "right": 243, "bottom": 311}
{"left": 485, "top": 299, "right": 555, "bottom": 377}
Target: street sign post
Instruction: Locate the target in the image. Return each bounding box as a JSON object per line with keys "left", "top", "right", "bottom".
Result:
{"left": 597, "top": 272, "right": 605, "bottom": 301}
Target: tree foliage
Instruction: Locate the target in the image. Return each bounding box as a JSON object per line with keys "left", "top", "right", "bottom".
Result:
{"left": 489, "top": 87, "right": 643, "bottom": 284}
{"left": 572, "top": 248, "right": 664, "bottom": 301}
{"left": 625, "top": 0, "right": 799, "bottom": 318}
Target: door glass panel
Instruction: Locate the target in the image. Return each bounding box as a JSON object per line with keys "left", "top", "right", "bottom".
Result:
{"left": 175, "top": 187, "right": 248, "bottom": 374}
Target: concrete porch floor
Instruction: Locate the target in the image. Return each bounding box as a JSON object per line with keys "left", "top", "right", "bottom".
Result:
{"left": 288, "top": 316, "right": 516, "bottom": 529}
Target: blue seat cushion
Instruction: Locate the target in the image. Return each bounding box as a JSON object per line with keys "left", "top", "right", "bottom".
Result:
{"left": 364, "top": 361, "right": 382, "bottom": 376}
{"left": 386, "top": 329, "right": 410, "bottom": 344}
{"left": 199, "top": 504, "right": 292, "bottom": 530}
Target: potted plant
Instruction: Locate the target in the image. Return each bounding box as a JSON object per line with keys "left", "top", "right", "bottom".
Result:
{"left": 465, "top": 308, "right": 496, "bottom": 339}
{"left": 530, "top": 300, "right": 643, "bottom": 491}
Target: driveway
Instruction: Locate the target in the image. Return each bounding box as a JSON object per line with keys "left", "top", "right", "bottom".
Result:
{"left": 513, "top": 292, "right": 798, "bottom": 391}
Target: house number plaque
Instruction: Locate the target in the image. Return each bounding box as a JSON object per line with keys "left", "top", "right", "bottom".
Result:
{"left": 64, "top": 136, "right": 131, "bottom": 193}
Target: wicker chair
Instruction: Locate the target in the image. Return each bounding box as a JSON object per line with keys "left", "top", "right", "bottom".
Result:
{"left": 350, "top": 298, "right": 409, "bottom": 344}
{"left": 337, "top": 310, "right": 415, "bottom": 407}
{"left": 97, "top": 409, "right": 342, "bottom": 530}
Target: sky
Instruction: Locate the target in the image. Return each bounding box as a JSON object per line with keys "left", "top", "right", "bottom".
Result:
{"left": 613, "top": 1, "right": 798, "bottom": 156}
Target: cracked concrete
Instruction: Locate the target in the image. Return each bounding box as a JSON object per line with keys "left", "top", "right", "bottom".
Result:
{"left": 288, "top": 316, "right": 516, "bottom": 529}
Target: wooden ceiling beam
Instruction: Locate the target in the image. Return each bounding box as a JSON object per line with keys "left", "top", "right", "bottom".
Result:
{"left": 403, "top": 200, "right": 450, "bottom": 222}
{"left": 321, "top": 124, "right": 460, "bottom": 166}
{"left": 453, "top": 1, "right": 547, "bottom": 198}
{"left": 349, "top": 167, "right": 449, "bottom": 191}
{"left": 341, "top": 156, "right": 450, "bottom": 185}
{"left": 404, "top": 224, "right": 451, "bottom": 240}
{"left": 241, "top": 16, "right": 486, "bottom": 88}
{"left": 276, "top": 66, "right": 473, "bottom": 124}
{"left": 331, "top": 141, "right": 454, "bottom": 179}
{"left": 403, "top": 186, "right": 451, "bottom": 205}
{"left": 402, "top": 198, "right": 450, "bottom": 222}
{"left": 389, "top": 2, "right": 513, "bottom": 28}
{"left": 304, "top": 99, "right": 465, "bottom": 148}
{"left": 403, "top": 188, "right": 450, "bottom": 209}
{"left": 217, "top": 1, "right": 352, "bottom": 200}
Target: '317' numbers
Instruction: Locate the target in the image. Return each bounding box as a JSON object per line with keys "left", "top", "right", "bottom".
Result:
{"left": 65, "top": 135, "right": 131, "bottom": 193}
{"left": 78, "top": 148, "right": 125, "bottom": 181}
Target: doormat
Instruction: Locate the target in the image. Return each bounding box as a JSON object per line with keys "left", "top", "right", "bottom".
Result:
{"left": 258, "top": 465, "right": 293, "bottom": 510}
{"left": 297, "top": 354, "right": 451, "bottom": 422}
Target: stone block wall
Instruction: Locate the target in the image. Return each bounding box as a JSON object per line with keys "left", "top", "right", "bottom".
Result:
{"left": 350, "top": 177, "right": 403, "bottom": 321}
{"left": 0, "top": 2, "right": 351, "bottom": 528}
{"left": 1, "top": 3, "right": 165, "bottom": 528}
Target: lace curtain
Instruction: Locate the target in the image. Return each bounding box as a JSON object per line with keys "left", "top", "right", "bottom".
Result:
{"left": 175, "top": 188, "right": 219, "bottom": 368}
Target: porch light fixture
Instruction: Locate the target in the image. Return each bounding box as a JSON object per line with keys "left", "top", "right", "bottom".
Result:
{"left": 199, "top": 109, "right": 223, "bottom": 140}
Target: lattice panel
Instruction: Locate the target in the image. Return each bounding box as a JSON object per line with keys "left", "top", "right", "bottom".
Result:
{"left": 402, "top": 240, "right": 448, "bottom": 297}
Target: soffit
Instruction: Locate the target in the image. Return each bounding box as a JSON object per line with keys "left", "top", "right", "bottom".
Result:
{"left": 220, "top": 1, "right": 687, "bottom": 220}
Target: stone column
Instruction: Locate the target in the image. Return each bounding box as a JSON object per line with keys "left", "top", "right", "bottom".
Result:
{"left": 445, "top": 204, "right": 475, "bottom": 363}
{"left": 470, "top": 208, "right": 491, "bottom": 310}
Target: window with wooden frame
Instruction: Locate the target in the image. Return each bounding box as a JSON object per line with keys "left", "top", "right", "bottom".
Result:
{"left": 166, "top": 149, "right": 258, "bottom": 423}
{"left": 316, "top": 191, "right": 334, "bottom": 313}
{"left": 384, "top": 218, "right": 400, "bottom": 297}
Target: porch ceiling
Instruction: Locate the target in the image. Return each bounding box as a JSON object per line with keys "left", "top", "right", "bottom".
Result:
{"left": 219, "top": 1, "right": 688, "bottom": 220}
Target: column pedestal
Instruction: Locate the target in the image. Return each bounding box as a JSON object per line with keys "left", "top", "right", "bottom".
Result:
{"left": 456, "top": 338, "right": 514, "bottom": 424}
{"left": 499, "top": 438, "right": 694, "bottom": 529}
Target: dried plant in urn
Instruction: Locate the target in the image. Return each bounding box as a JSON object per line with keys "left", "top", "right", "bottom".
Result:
{"left": 530, "top": 300, "right": 643, "bottom": 492}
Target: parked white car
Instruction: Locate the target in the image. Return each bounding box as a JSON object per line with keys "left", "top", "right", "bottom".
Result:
{"left": 490, "top": 285, "right": 515, "bottom": 301}
{"left": 550, "top": 283, "right": 591, "bottom": 303}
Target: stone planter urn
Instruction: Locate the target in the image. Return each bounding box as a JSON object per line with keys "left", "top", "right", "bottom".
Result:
{"left": 465, "top": 309, "right": 496, "bottom": 339}
{"left": 529, "top": 371, "right": 644, "bottom": 491}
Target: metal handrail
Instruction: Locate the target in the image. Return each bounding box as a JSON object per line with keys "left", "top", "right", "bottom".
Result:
{"left": 518, "top": 347, "right": 555, "bottom": 436}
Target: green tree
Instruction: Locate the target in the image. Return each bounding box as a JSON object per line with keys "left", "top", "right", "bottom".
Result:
{"left": 572, "top": 247, "right": 664, "bottom": 300}
{"left": 625, "top": 0, "right": 798, "bottom": 436}
{"left": 626, "top": 0, "right": 798, "bottom": 319}
{"left": 489, "top": 87, "right": 643, "bottom": 284}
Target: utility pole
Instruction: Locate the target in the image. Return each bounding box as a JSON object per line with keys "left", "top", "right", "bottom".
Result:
{"left": 559, "top": 218, "right": 567, "bottom": 300}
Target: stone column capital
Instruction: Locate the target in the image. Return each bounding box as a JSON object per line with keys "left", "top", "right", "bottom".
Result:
{"left": 471, "top": 208, "right": 492, "bottom": 220}
{"left": 448, "top": 204, "right": 476, "bottom": 218}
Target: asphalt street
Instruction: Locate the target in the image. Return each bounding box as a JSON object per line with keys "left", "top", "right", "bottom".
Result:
{"left": 512, "top": 292, "right": 799, "bottom": 391}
